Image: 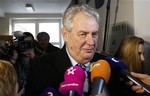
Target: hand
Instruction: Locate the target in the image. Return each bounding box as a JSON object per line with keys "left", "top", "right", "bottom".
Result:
{"left": 95, "top": 93, "right": 105, "bottom": 96}
{"left": 127, "top": 72, "right": 150, "bottom": 94}
{"left": 131, "top": 72, "right": 150, "bottom": 86}
{"left": 10, "top": 50, "right": 18, "bottom": 64}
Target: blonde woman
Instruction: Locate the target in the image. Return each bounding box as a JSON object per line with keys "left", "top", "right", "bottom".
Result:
{"left": 0, "top": 60, "right": 18, "bottom": 96}
{"left": 115, "top": 35, "right": 145, "bottom": 73}
{"left": 108, "top": 35, "right": 145, "bottom": 96}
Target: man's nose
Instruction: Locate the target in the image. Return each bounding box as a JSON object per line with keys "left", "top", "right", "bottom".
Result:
{"left": 86, "top": 35, "right": 94, "bottom": 45}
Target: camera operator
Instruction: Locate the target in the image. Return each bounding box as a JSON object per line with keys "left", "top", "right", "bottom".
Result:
{"left": 10, "top": 31, "right": 38, "bottom": 96}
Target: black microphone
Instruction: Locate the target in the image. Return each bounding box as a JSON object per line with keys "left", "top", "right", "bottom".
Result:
{"left": 39, "top": 87, "right": 60, "bottom": 96}
{"left": 105, "top": 56, "right": 150, "bottom": 95}
{"left": 90, "top": 59, "right": 111, "bottom": 96}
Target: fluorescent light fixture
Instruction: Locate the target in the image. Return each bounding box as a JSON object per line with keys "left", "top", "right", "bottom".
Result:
{"left": 26, "top": 4, "right": 34, "bottom": 12}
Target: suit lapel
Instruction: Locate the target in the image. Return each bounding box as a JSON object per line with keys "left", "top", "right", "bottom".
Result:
{"left": 54, "top": 45, "right": 72, "bottom": 79}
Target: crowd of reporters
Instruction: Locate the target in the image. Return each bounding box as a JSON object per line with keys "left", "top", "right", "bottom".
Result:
{"left": 0, "top": 4, "right": 150, "bottom": 96}
{"left": 0, "top": 31, "right": 60, "bottom": 96}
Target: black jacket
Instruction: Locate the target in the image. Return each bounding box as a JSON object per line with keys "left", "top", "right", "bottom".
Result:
{"left": 25, "top": 45, "right": 106, "bottom": 96}
{"left": 35, "top": 43, "right": 60, "bottom": 56}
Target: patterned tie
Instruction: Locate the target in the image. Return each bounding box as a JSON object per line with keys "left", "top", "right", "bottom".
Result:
{"left": 76, "top": 64, "right": 89, "bottom": 72}
{"left": 76, "top": 64, "right": 89, "bottom": 96}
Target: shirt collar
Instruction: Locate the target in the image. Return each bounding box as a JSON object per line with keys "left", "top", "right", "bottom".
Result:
{"left": 66, "top": 47, "right": 77, "bottom": 66}
{"left": 66, "top": 47, "right": 90, "bottom": 66}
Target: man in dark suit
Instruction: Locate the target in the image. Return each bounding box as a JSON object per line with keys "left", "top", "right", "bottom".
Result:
{"left": 36, "top": 32, "right": 60, "bottom": 56}
{"left": 25, "top": 4, "right": 106, "bottom": 96}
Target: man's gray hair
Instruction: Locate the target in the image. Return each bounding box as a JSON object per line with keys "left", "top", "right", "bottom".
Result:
{"left": 63, "top": 4, "right": 100, "bottom": 32}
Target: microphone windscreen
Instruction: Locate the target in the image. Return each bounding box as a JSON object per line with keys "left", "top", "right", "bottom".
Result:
{"left": 91, "top": 60, "right": 111, "bottom": 84}
{"left": 106, "top": 56, "right": 150, "bottom": 95}
{"left": 105, "top": 56, "right": 127, "bottom": 78}
{"left": 59, "top": 66, "right": 86, "bottom": 96}
{"left": 13, "top": 31, "right": 23, "bottom": 37}
{"left": 105, "top": 56, "right": 127, "bottom": 70}
{"left": 39, "top": 87, "right": 60, "bottom": 96}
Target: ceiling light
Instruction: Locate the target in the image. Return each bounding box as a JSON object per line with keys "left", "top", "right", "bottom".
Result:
{"left": 26, "top": 4, "right": 34, "bottom": 12}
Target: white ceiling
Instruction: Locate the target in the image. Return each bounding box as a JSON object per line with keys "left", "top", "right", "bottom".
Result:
{"left": 0, "top": 0, "right": 72, "bottom": 17}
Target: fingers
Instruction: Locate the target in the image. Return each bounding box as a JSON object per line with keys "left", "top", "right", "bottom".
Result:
{"left": 131, "top": 72, "right": 150, "bottom": 86}
{"left": 131, "top": 85, "right": 144, "bottom": 94}
{"left": 131, "top": 72, "right": 145, "bottom": 79}
{"left": 126, "top": 81, "right": 133, "bottom": 86}
{"left": 95, "top": 93, "right": 105, "bottom": 96}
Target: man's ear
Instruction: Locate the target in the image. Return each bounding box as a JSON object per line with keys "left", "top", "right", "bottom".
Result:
{"left": 61, "top": 27, "right": 68, "bottom": 41}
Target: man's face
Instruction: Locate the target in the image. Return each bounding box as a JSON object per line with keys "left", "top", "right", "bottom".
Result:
{"left": 38, "top": 37, "right": 49, "bottom": 50}
{"left": 64, "top": 13, "right": 99, "bottom": 64}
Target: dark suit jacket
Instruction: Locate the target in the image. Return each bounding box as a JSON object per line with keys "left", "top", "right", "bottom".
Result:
{"left": 25, "top": 45, "right": 106, "bottom": 96}
{"left": 35, "top": 43, "right": 60, "bottom": 56}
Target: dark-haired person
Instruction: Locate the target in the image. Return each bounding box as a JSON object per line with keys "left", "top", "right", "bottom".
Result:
{"left": 10, "top": 32, "right": 39, "bottom": 96}
{"left": 36, "top": 32, "right": 60, "bottom": 56}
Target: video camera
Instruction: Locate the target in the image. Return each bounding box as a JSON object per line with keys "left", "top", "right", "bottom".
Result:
{"left": 0, "top": 31, "right": 34, "bottom": 59}
{"left": 17, "top": 40, "right": 33, "bottom": 52}
{"left": 14, "top": 31, "right": 34, "bottom": 53}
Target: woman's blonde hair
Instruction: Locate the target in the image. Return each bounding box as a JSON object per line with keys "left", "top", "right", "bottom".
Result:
{"left": 0, "top": 60, "right": 18, "bottom": 96}
{"left": 114, "top": 35, "right": 144, "bottom": 73}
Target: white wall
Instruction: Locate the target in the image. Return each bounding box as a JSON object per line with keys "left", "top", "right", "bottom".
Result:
{"left": 0, "top": 17, "right": 5, "bottom": 34}
{"left": 0, "top": 9, "right": 4, "bottom": 17}
{"left": 109, "top": 0, "right": 134, "bottom": 34}
{"left": 134, "top": 0, "right": 150, "bottom": 41}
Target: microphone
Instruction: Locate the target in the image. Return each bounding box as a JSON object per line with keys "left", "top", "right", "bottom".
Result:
{"left": 90, "top": 59, "right": 111, "bottom": 96}
{"left": 13, "top": 31, "right": 24, "bottom": 38}
{"left": 59, "top": 66, "right": 86, "bottom": 96}
{"left": 105, "top": 56, "right": 150, "bottom": 95}
{"left": 105, "top": 56, "right": 127, "bottom": 78}
{"left": 39, "top": 87, "right": 60, "bottom": 96}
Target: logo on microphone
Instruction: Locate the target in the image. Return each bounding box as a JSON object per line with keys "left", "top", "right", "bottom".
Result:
{"left": 111, "top": 57, "right": 119, "bottom": 63}
{"left": 89, "top": 62, "right": 100, "bottom": 72}
{"left": 39, "top": 87, "right": 60, "bottom": 96}
{"left": 67, "top": 67, "right": 76, "bottom": 75}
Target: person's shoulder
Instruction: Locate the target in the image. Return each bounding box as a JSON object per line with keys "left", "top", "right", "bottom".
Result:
{"left": 91, "top": 52, "right": 106, "bottom": 62}
{"left": 31, "top": 47, "right": 66, "bottom": 66}
{"left": 37, "top": 49, "right": 61, "bottom": 62}
{"left": 95, "top": 52, "right": 106, "bottom": 58}
{"left": 30, "top": 52, "right": 57, "bottom": 71}
{"left": 48, "top": 43, "right": 60, "bottom": 51}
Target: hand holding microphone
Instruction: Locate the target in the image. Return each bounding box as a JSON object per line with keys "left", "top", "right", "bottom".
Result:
{"left": 59, "top": 66, "right": 86, "bottom": 96}
{"left": 105, "top": 56, "right": 150, "bottom": 95}
{"left": 90, "top": 59, "right": 111, "bottom": 96}
{"left": 129, "top": 72, "right": 150, "bottom": 94}
{"left": 130, "top": 72, "right": 150, "bottom": 87}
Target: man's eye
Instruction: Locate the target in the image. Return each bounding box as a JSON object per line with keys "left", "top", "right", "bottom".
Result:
{"left": 92, "top": 33, "right": 98, "bottom": 38}
{"left": 79, "top": 34, "right": 86, "bottom": 38}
